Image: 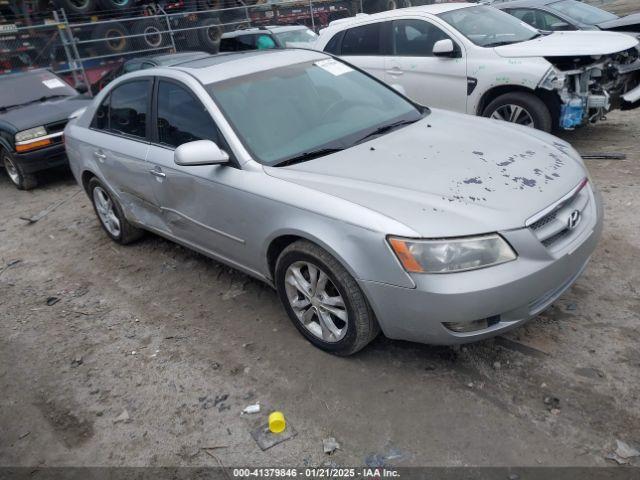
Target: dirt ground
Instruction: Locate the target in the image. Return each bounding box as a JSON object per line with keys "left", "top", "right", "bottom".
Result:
{"left": 0, "top": 108, "right": 639, "bottom": 468}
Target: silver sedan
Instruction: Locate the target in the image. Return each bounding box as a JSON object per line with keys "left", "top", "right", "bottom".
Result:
{"left": 64, "top": 49, "right": 602, "bottom": 355}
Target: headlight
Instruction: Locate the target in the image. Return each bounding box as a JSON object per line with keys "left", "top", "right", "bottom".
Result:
{"left": 388, "top": 234, "right": 516, "bottom": 274}
{"left": 539, "top": 66, "right": 567, "bottom": 91}
{"left": 15, "top": 126, "right": 47, "bottom": 143}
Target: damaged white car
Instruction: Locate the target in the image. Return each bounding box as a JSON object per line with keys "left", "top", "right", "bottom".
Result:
{"left": 315, "top": 3, "right": 640, "bottom": 131}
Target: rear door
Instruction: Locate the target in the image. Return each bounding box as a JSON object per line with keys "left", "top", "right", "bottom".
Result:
{"left": 339, "top": 21, "right": 390, "bottom": 83}
{"left": 385, "top": 18, "right": 468, "bottom": 112}
{"left": 86, "top": 78, "right": 161, "bottom": 226}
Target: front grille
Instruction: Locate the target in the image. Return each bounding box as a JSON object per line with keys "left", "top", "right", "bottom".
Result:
{"left": 528, "top": 181, "right": 592, "bottom": 251}
{"left": 46, "top": 119, "right": 67, "bottom": 135}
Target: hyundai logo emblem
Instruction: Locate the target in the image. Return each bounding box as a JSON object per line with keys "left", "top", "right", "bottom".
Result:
{"left": 567, "top": 210, "right": 581, "bottom": 230}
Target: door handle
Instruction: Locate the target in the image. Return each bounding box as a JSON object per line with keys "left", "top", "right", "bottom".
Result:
{"left": 149, "top": 168, "right": 166, "bottom": 178}
{"left": 93, "top": 151, "right": 106, "bottom": 160}
{"left": 386, "top": 68, "right": 403, "bottom": 76}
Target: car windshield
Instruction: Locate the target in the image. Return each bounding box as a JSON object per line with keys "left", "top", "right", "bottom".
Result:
{"left": 439, "top": 5, "right": 540, "bottom": 47}
{"left": 548, "top": 0, "right": 618, "bottom": 25}
{"left": 274, "top": 28, "right": 319, "bottom": 47}
{"left": 207, "top": 58, "right": 423, "bottom": 166}
{"left": 0, "top": 70, "right": 77, "bottom": 110}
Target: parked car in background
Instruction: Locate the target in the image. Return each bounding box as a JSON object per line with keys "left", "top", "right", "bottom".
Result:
{"left": 494, "top": 0, "right": 640, "bottom": 35}
{"left": 0, "top": 70, "right": 91, "bottom": 190}
{"left": 315, "top": 3, "right": 640, "bottom": 131}
{"left": 219, "top": 25, "right": 319, "bottom": 52}
{"left": 65, "top": 49, "right": 602, "bottom": 355}
{"left": 119, "top": 51, "right": 212, "bottom": 74}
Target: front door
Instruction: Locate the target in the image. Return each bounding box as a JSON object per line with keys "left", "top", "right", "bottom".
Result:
{"left": 385, "top": 18, "right": 468, "bottom": 113}
{"left": 145, "top": 78, "right": 250, "bottom": 268}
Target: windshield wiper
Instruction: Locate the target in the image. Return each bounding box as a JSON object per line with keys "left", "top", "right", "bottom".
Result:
{"left": 354, "top": 118, "right": 417, "bottom": 145}
{"left": 0, "top": 95, "right": 69, "bottom": 112}
{"left": 275, "top": 147, "right": 344, "bottom": 167}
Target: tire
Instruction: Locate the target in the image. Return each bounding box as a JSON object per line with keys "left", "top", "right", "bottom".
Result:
{"left": 91, "top": 22, "right": 129, "bottom": 55}
{"left": 376, "top": 0, "right": 397, "bottom": 12}
{"left": 197, "top": 17, "right": 222, "bottom": 53}
{"left": 482, "top": 91, "right": 552, "bottom": 132}
{"left": 88, "top": 178, "right": 143, "bottom": 244}
{"left": 398, "top": 0, "right": 411, "bottom": 8}
{"left": 2, "top": 149, "right": 37, "bottom": 190}
{"left": 51, "top": 0, "right": 98, "bottom": 16}
{"left": 97, "top": 0, "right": 135, "bottom": 11}
{"left": 131, "top": 19, "right": 167, "bottom": 50}
{"left": 275, "top": 240, "right": 379, "bottom": 356}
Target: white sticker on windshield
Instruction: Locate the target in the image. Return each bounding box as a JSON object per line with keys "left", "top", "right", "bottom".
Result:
{"left": 315, "top": 59, "right": 353, "bottom": 76}
{"left": 42, "top": 78, "right": 66, "bottom": 89}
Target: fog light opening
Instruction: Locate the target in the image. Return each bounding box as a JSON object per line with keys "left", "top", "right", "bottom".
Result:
{"left": 443, "top": 315, "right": 500, "bottom": 333}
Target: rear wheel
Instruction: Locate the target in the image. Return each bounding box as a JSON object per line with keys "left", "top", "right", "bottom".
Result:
{"left": 88, "top": 178, "right": 143, "bottom": 244}
{"left": 132, "top": 19, "right": 167, "bottom": 50}
{"left": 92, "top": 22, "right": 129, "bottom": 55}
{"left": 275, "top": 240, "right": 379, "bottom": 356}
{"left": 482, "top": 92, "right": 552, "bottom": 132}
{"left": 52, "top": 0, "right": 97, "bottom": 16}
{"left": 2, "top": 149, "right": 37, "bottom": 190}
{"left": 197, "top": 17, "right": 222, "bottom": 53}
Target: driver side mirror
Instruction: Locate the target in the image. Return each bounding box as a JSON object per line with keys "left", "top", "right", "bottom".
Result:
{"left": 550, "top": 21, "right": 574, "bottom": 31}
{"left": 432, "top": 39, "right": 456, "bottom": 58}
{"left": 174, "top": 140, "right": 229, "bottom": 166}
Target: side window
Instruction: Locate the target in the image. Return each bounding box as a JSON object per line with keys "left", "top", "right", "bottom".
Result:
{"left": 156, "top": 80, "right": 219, "bottom": 149}
{"left": 392, "top": 19, "right": 452, "bottom": 57}
{"left": 109, "top": 80, "right": 150, "bottom": 139}
{"left": 323, "top": 31, "right": 342, "bottom": 54}
{"left": 91, "top": 94, "right": 110, "bottom": 130}
{"left": 538, "top": 11, "right": 574, "bottom": 30}
{"left": 256, "top": 34, "right": 277, "bottom": 50}
{"left": 508, "top": 8, "right": 541, "bottom": 29}
{"left": 236, "top": 35, "right": 258, "bottom": 51}
{"left": 341, "top": 22, "right": 384, "bottom": 56}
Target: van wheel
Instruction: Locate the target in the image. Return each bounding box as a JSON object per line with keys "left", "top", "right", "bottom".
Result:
{"left": 275, "top": 240, "right": 379, "bottom": 356}
{"left": 92, "top": 22, "right": 129, "bottom": 55}
{"left": 482, "top": 92, "right": 552, "bottom": 132}
{"left": 197, "top": 17, "right": 222, "bottom": 53}
{"left": 88, "top": 178, "right": 143, "bottom": 244}
{"left": 2, "top": 150, "right": 37, "bottom": 190}
{"left": 132, "top": 19, "right": 167, "bottom": 49}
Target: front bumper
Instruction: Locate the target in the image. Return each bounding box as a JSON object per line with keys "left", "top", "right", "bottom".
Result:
{"left": 13, "top": 142, "right": 68, "bottom": 174}
{"left": 359, "top": 188, "right": 604, "bottom": 345}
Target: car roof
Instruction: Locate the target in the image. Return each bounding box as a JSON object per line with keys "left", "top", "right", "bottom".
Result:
{"left": 221, "top": 25, "right": 308, "bottom": 38}
{"left": 321, "top": 3, "right": 474, "bottom": 33}
{"left": 125, "top": 51, "right": 210, "bottom": 67}
{"left": 169, "top": 48, "right": 327, "bottom": 84}
{"left": 494, "top": 0, "right": 556, "bottom": 8}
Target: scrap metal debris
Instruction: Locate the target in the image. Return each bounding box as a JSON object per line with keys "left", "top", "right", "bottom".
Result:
{"left": 323, "top": 437, "right": 340, "bottom": 455}
{"left": 250, "top": 422, "right": 297, "bottom": 451}
{"left": 581, "top": 152, "right": 626, "bottom": 160}
{"left": 606, "top": 439, "right": 640, "bottom": 465}
{"left": 242, "top": 403, "right": 260, "bottom": 415}
{"left": 19, "top": 189, "right": 82, "bottom": 224}
{"left": 113, "top": 409, "right": 130, "bottom": 424}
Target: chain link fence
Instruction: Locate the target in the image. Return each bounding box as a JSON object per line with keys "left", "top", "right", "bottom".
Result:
{"left": 1, "top": 0, "right": 436, "bottom": 94}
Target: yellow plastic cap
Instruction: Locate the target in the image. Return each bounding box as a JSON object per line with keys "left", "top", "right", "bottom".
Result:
{"left": 268, "top": 411, "right": 286, "bottom": 434}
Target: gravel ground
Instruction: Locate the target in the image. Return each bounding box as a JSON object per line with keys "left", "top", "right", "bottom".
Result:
{"left": 0, "top": 109, "right": 639, "bottom": 468}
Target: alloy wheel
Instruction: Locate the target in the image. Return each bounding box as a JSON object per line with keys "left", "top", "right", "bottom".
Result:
{"left": 93, "top": 186, "right": 121, "bottom": 237}
{"left": 284, "top": 261, "right": 348, "bottom": 343}
{"left": 143, "top": 25, "right": 163, "bottom": 48}
{"left": 3, "top": 155, "right": 20, "bottom": 186}
{"left": 490, "top": 104, "right": 535, "bottom": 127}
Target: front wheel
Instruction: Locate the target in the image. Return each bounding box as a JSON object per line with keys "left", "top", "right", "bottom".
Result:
{"left": 482, "top": 92, "right": 552, "bottom": 132}
{"left": 2, "top": 149, "right": 37, "bottom": 190}
{"left": 88, "top": 178, "right": 143, "bottom": 244}
{"left": 275, "top": 240, "right": 379, "bottom": 356}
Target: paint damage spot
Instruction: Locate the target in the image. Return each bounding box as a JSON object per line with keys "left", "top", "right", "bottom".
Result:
{"left": 463, "top": 177, "right": 482, "bottom": 184}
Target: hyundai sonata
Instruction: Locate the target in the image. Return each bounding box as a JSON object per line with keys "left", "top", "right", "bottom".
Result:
{"left": 64, "top": 49, "right": 602, "bottom": 355}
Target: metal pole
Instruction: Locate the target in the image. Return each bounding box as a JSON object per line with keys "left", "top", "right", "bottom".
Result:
{"left": 60, "top": 9, "right": 93, "bottom": 97}
{"left": 159, "top": 6, "right": 177, "bottom": 53}
{"left": 359, "top": 0, "right": 363, "bottom": 14}
{"left": 309, "top": 0, "right": 315, "bottom": 31}
{"left": 53, "top": 10, "right": 81, "bottom": 90}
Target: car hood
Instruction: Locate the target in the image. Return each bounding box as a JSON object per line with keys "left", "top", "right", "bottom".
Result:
{"left": 264, "top": 110, "right": 587, "bottom": 237}
{"left": 597, "top": 13, "right": 640, "bottom": 31}
{"left": 0, "top": 96, "right": 92, "bottom": 132}
{"left": 494, "top": 30, "right": 639, "bottom": 58}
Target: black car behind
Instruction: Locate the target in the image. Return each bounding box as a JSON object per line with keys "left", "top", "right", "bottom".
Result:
{"left": 0, "top": 70, "right": 91, "bottom": 190}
